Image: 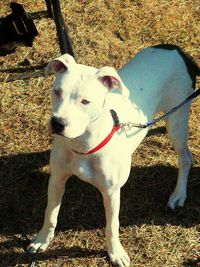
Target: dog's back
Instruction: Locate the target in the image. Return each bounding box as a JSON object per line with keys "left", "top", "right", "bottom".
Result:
{"left": 119, "top": 44, "right": 199, "bottom": 120}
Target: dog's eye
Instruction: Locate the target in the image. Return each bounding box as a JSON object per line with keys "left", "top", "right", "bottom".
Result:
{"left": 81, "top": 99, "right": 90, "bottom": 105}
{"left": 54, "top": 89, "right": 61, "bottom": 97}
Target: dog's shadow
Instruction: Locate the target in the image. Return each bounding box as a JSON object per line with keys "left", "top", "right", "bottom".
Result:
{"left": 1, "top": 235, "right": 108, "bottom": 267}
{"left": 0, "top": 138, "right": 199, "bottom": 265}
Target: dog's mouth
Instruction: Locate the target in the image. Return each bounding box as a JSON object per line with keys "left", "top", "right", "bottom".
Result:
{"left": 54, "top": 132, "right": 65, "bottom": 137}
{"left": 49, "top": 122, "right": 83, "bottom": 139}
{"left": 49, "top": 124, "right": 68, "bottom": 138}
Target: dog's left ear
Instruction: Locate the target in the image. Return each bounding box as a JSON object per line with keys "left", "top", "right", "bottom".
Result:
{"left": 97, "top": 66, "right": 129, "bottom": 98}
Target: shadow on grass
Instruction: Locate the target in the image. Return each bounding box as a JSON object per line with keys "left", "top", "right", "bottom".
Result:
{"left": 1, "top": 235, "right": 107, "bottom": 266}
{"left": 0, "top": 149, "right": 199, "bottom": 233}
{"left": 0, "top": 63, "right": 46, "bottom": 73}
{"left": 0, "top": 149, "right": 199, "bottom": 264}
{"left": 182, "top": 258, "right": 200, "bottom": 267}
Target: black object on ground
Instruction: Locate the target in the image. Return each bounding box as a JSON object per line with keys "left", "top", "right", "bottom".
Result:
{"left": 0, "top": 2, "right": 38, "bottom": 56}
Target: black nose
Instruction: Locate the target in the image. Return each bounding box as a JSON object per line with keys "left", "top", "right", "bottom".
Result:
{"left": 51, "top": 117, "right": 65, "bottom": 134}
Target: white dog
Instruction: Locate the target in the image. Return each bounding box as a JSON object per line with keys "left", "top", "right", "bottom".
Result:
{"left": 27, "top": 44, "right": 199, "bottom": 267}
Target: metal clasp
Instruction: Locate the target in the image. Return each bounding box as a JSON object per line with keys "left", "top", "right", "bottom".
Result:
{"left": 120, "top": 122, "right": 148, "bottom": 130}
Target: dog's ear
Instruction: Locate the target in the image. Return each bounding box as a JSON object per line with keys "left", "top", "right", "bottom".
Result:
{"left": 96, "top": 66, "right": 129, "bottom": 98}
{"left": 46, "top": 54, "right": 76, "bottom": 76}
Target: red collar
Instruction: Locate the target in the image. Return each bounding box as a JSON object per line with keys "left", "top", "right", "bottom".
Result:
{"left": 72, "top": 110, "right": 121, "bottom": 155}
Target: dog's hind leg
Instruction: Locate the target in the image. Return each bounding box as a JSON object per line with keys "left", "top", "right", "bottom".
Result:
{"left": 166, "top": 104, "right": 192, "bottom": 209}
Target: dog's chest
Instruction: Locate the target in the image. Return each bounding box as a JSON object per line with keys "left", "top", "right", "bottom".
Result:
{"left": 70, "top": 156, "right": 101, "bottom": 183}
{"left": 73, "top": 158, "right": 93, "bottom": 180}
{"left": 69, "top": 155, "right": 117, "bottom": 191}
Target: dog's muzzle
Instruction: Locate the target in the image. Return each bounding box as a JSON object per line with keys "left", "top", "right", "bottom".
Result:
{"left": 51, "top": 116, "right": 65, "bottom": 134}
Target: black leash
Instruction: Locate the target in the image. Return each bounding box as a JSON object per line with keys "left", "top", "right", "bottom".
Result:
{"left": 120, "top": 88, "right": 200, "bottom": 129}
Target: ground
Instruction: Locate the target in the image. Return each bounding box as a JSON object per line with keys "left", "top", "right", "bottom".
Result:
{"left": 0, "top": 0, "right": 199, "bottom": 266}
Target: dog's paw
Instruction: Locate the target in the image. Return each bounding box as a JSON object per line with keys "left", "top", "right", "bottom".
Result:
{"left": 167, "top": 190, "right": 186, "bottom": 209}
{"left": 106, "top": 239, "right": 130, "bottom": 267}
{"left": 27, "top": 229, "right": 54, "bottom": 253}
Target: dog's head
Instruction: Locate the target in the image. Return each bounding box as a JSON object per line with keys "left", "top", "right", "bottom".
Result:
{"left": 47, "top": 54, "right": 129, "bottom": 138}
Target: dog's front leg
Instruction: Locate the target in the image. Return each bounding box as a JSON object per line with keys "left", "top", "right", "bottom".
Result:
{"left": 103, "top": 189, "right": 130, "bottom": 267}
{"left": 27, "top": 173, "right": 69, "bottom": 253}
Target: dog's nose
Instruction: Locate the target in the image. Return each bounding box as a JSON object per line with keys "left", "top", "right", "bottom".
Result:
{"left": 51, "top": 116, "right": 65, "bottom": 134}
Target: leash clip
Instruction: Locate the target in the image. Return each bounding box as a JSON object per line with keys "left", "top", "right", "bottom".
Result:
{"left": 120, "top": 122, "right": 132, "bottom": 130}
{"left": 120, "top": 122, "right": 148, "bottom": 130}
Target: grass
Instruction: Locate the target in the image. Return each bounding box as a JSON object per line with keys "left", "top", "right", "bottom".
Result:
{"left": 0, "top": 0, "right": 200, "bottom": 266}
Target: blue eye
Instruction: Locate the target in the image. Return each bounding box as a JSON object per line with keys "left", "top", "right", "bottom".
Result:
{"left": 81, "top": 99, "right": 90, "bottom": 105}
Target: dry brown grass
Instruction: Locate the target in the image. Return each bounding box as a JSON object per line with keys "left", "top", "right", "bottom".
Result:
{"left": 0, "top": 0, "right": 200, "bottom": 266}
